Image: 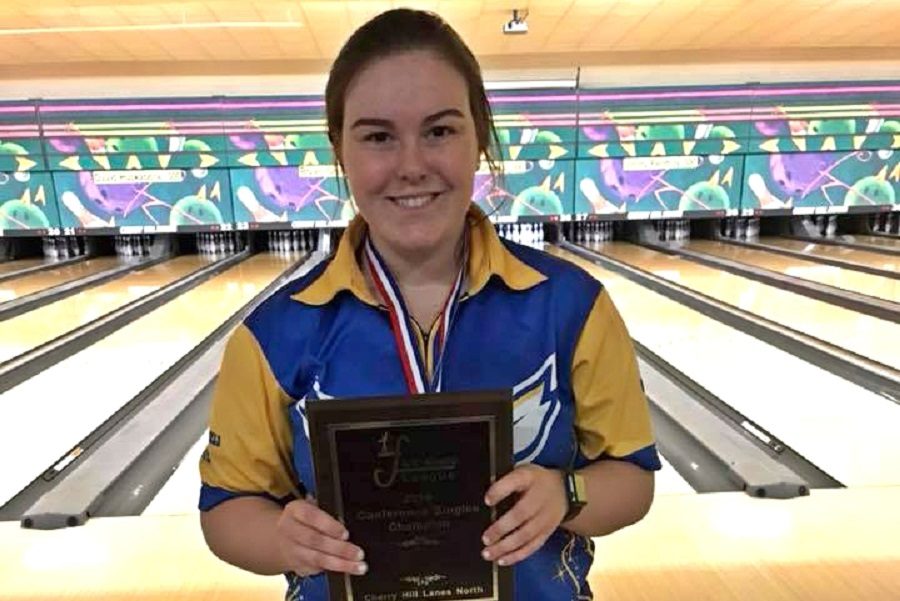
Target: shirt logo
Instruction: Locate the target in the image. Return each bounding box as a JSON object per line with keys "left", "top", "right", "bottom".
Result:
{"left": 512, "top": 353, "right": 560, "bottom": 464}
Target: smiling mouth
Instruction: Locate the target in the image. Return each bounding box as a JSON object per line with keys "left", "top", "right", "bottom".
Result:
{"left": 387, "top": 192, "right": 442, "bottom": 209}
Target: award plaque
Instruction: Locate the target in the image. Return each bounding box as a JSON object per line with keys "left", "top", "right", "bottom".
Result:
{"left": 307, "top": 390, "right": 514, "bottom": 601}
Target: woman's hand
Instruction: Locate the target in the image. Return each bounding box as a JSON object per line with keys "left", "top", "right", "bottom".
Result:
{"left": 275, "top": 497, "right": 368, "bottom": 577}
{"left": 481, "top": 465, "right": 568, "bottom": 566}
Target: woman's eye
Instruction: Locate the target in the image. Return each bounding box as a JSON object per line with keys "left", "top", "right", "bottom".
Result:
{"left": 364, "top": 131, "right": 391, "bottom": 143}
{"left": 428, "top": 125, "right": 456, "bottom": 139}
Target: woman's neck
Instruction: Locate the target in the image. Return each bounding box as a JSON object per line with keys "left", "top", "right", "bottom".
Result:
{"left": 366, "top": 229, "right": 467, "bottom": 330}
{"left": 368, "top": 230, "right": 466, "bottom": 289}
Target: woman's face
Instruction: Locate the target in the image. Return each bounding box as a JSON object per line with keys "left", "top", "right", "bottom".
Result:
{"left": 338, "top": 50, "right": 480, "bottom": 257}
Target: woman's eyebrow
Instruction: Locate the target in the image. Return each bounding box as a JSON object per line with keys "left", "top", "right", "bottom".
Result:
{"left": 349, "top": 108, "right": 465, "bottom": 130}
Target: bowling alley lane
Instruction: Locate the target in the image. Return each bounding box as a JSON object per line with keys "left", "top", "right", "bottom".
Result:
{"left": 548, "top": 246, "right": 900, "bottom": 488}
{"left": 684, "top": 240, "right": 900, "bottom": 303}
{"left": 762, "top": 237, "right": 899, "bottom": 273}
{"left": 0, "top": 258, "right": 46, "bottom": 276}
{"left": 0, "top": 252, "right": 300, "bottom": 507}
{"left": 0, "top": 256, "right": 121, "bottom": 303}
{"left": 142, "top": 427, "right": 698, "bottom": 517}
{"left": 655, "top": 457, "right": 695, "bottom": 495}
{"left": 852, "top": 234, "right": 900, "bottom": 250}
{"left": 594, "top": 242, "right": 900, "bottom": 369}
{"left": 0, "top": 256, "right": 214, "bottom": 364}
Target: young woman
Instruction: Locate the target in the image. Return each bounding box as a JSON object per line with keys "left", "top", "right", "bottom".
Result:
{"left": 199, "top": 9, "right": 659, "bottom": 600}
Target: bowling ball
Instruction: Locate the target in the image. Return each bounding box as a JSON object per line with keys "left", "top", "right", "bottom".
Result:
{"left": 284, "top": 133, "right": 329, "bottom": 150}
{"left": 534, "top": 130, "right": 563, "bottom": 145}
{"left": 696, "top": 125, "right": 738, "bottom": 156}
{"left": 637, "top": 124, "right": 686, "bottom": 156}
{"left": 106, "top": 137, "right": 160, "bottom": 154}
{"left": 169, "top": 195, "right": 224, "bottom": 226}
{"left": 0, "top": 142, "right": 28, "bottom": 172}
{"left": 844, "top": 176, "right": 895, "bottom": 206}
{"left": 180, "top": 139, "right": 215, "bottom": 171}
{"left": 0, "top": 142, "right": 28, "bottom": 155}
{"left": 636, "top": 124, "right": 687, "bottom": 141}
{"left": 511, "top": 186, "right": 563, "bottom": 216}
{"left": 709, "top": 125, "right": 736, "bottom": 139}
{"left": 808, "top": 119, "right": 856, "bottom": 135}
{"left": 183, "top": 139, "right": 212, "bottom": 153}
{"left": 679, "top": 181, "right": 730, "bottom": 211}
{"left": 0, "top": 199, "right": 50, "bottom": 229}
{"left": 866, "top": 120, "right": 900, "bottom": 154}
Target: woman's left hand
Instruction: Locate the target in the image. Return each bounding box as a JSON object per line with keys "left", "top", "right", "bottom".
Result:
{"left": 481, "top": 464, "right": 568, "bottom": 566}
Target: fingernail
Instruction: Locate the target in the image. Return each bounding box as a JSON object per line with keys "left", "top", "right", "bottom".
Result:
{"left": 356, "top": 562, "right": 368, "bottom": 575}
{"left": 482, "top": 550, "right": 491, "bottom": 561}
{"left": 341, "top": 530, "right": 350, "bottom": 541}
{"left": 484, "top": 496, "right": 493, "bottom": 506}
{"left": 482, "top": 535, "right": 490, "bottom": 545}
{"left": 356, "top": 549, "right": 365, "bottom": 561}
{"left": 498, "top": 558, "right": 507, "bottom": 567}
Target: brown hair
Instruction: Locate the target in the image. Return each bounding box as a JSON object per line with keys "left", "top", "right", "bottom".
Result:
{"left": 325, "top": 8, "right": 502, "bottom": 183}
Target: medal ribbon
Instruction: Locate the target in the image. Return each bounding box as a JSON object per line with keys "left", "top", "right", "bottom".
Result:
{"left": 364, "top": 236, "right": 466, "bottom": 394}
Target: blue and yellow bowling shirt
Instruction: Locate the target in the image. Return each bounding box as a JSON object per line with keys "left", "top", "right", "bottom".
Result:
{"left": 200, "top": 207, "right": 661, "bottom": 601}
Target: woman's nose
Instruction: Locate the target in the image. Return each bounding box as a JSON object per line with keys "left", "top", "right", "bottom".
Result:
{"left": 395, "top": 139, "right": 428, "bottom": 184}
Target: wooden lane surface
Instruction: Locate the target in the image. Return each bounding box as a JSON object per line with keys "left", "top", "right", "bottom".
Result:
{"left": 0, "top": 257, "right": 121, "bottom": 303}
{"left": 0, "top": 256, "right": 212, "bottom": 364}
{"left": 594, "top": 242, "right": 900, "bottom": 370}
{"left": 549, "top": 246, "right": 900, "bottom": 488}
{"left": 142, "top": 431, "right": 210, "bottom": 516}
{"left": 654, "top": 456, "right": 695, "bottom": 496}
{"left": 0, "top": 258, "right": 45, "bottom": 276}
{"left": 685, "top": 240, "right": 900, "bottom": 303}
{"left": 137, "top": 431, "right": 696, "bottom": 517}
{"left": 764, "top": 238, "right": 899, "bottom": 273}
{"left": 853, "top": 235, "right": 900, "bottom": 250}
{"left": 2, "top": 487, "right": 897, "bottom": 600}
{"left": 588, "top": 487, "right": 900, "bottom": 601}
{"left": 0, "top": 253, "right": 300, "bottom": 507}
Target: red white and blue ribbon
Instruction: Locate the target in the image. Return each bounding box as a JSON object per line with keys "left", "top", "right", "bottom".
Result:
{"left": 364, "top": 236, "right": 466, "bottom": 395}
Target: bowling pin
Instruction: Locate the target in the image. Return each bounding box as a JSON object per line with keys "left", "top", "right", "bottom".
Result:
{"left": 826, "top": 215, "right": 837, "bottom": 238}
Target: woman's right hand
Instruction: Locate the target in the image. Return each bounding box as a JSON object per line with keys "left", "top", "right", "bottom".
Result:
{"left": 275, "top": 498, "right": 368, "bottom": 577}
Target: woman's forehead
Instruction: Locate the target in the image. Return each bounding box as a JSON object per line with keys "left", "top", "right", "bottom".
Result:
{"left": 343, "top": 51, "right": 472, "bottom": 124}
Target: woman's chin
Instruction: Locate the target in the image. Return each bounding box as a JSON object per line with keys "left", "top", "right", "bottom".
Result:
{"left": 382, "top": 230, "right": 446, "bottom": 256}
